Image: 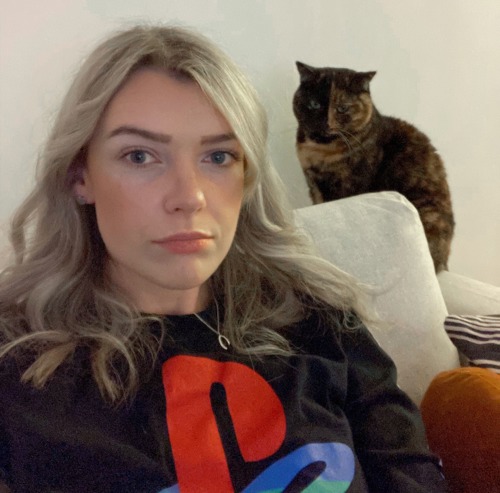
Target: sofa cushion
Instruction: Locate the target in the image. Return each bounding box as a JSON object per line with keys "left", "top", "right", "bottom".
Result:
{"left": 444, "top": 314, "right": 500, "bottom": 373}
{"left": 294, "top": 191, "right": 460, "bottom": 404}
{"left": 421, "top": 367, "right": 500, "bottom": 493}
{"left": 438, "top": 270, "right": 500, "bottom": 314}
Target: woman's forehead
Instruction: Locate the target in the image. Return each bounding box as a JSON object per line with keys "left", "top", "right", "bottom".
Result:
{"left": 89, "top": 68, "right": 241, "bottom": 153}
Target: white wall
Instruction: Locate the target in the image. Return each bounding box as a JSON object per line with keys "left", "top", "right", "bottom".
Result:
{"left": 1, "top": 0, "right": 499, "bottom": 285}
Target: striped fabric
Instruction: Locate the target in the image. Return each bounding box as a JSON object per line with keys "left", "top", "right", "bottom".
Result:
{"left": 444, "top": 315, "right": 500, "bottom": 373}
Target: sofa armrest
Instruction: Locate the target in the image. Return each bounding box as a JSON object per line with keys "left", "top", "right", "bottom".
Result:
{"left": 438, "top": 271, "right": 500, "bottom": 315}
{"left": 294, "top": 191, "right": 460, "bottom": 404}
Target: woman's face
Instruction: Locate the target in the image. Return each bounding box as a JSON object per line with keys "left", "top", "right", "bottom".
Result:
{"left": 75, "top": 68, "right": 245, "bottom": 314}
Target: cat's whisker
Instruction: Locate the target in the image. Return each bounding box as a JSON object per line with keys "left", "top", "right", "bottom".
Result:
{"left": 337, "top": 131, "right": 354, "bottom": 161}
{"left": 340, "top": 129, "right": 372, "bottom": 163}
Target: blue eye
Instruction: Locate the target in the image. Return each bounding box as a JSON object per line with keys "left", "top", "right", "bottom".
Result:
{"left": 128, "top": 150, "right": 149, "bottom": 164}
{"left": 210, "top": 151, "right": 228, "bottom": 165}
{"left": 202, "top": 149, "right": 242, "bottom": 167}
{"left": 122, "top": 149, "right": 156, "bottom": 167}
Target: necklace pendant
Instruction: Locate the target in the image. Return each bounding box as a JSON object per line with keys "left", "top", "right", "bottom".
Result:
{"left": 218, "top": 334, "right": 231, "bottom": 350}
{"left": 194, "top": 305, "right": 229, "bottom": 350}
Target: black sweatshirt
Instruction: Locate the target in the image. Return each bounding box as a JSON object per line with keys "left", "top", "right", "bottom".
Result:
{"left": 0, "top": 308, "right": 447, "bottom": 492}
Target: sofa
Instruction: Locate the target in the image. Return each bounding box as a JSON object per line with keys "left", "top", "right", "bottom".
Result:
{"left": 294, "top": 191, "right": 500, "bottom": 492}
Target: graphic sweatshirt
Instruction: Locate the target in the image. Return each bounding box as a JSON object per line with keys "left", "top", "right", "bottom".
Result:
{"left": 0, "top": 307, "right": 447, "bottom": 492}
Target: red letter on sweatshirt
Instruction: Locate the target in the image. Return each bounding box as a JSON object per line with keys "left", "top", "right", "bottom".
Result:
{"left": 162, "top": 356, "right": 286, "bottom": 492}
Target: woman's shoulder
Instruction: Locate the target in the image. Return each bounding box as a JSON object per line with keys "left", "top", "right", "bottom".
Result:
{"left": 284, "top": 303, "right": 366, "bottom": 357}
{"left": 0, "top": 352, "right": 28, "bottom": 412}
{"left": 282, "top": 301, "right": 390, "bottom": 375}
{"left": 0, "top": 344, "right": 90, "bottom": 403}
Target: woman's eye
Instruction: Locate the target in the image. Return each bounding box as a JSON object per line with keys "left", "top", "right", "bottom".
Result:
{"left": 205, "top": 151, "right": 236, "bottom": 166}
{"left": 124, "top": 150, "right": 155, "bottom": 166}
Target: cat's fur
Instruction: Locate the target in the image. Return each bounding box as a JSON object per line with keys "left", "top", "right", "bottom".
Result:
{"left": 293, "top": 62, "right": 455, "bottom": 272}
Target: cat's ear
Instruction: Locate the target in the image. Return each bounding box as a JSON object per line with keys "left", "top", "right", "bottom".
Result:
{"left": 296, "top": 61, "right": 316, "bottom": 83}
{"left": 360, "top": 71, "right": 376, "bottom": 92}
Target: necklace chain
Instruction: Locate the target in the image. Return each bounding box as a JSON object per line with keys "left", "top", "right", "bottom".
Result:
{"left": 194, "top": 301, "right": 230, "bottom": 350}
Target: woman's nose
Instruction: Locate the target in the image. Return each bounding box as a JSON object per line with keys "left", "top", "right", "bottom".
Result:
{"left": 162, "top": 162, "right": 207, "bottom": 213}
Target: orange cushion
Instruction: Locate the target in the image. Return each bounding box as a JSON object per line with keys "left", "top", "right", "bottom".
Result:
{"left": 421, "top": 367, "right": 500, "bottom": 493}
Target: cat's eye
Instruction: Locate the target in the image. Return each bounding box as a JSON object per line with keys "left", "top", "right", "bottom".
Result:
{"left": 336, "top": 105, "right": 349, "bottom": 114}
{"left": 307, "top": 99, "right": 321, "bottom": 110}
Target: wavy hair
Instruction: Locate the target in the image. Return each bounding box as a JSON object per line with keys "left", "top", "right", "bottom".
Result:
{"left": 0, "top": 24, "right": 373, "bottom": 402}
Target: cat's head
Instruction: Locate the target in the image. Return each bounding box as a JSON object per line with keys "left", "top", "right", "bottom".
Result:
{"left": 293, "top": 62, "right": 376, "bottom": 143}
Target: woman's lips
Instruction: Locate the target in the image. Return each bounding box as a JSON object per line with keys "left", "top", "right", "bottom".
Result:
{"left": 153, "top": 232, "right": 213, "bottom": 254}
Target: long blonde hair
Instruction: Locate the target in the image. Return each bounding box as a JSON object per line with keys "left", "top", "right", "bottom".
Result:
{"left": 0, "top": 24, "right": 372, "bottom": 402}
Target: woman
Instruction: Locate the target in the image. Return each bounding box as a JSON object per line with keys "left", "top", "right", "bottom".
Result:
{"left": 0, "top": 25, "right": 446, "bottom": 492}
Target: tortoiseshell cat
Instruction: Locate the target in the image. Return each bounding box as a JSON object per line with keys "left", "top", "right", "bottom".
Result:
{"left": 293, "top": 62, "right": 454, "bottom": 272}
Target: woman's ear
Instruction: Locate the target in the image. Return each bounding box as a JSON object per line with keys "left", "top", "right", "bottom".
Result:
{"left": 68, "top": 150, "right": 95, "bottom": 204}
{"left": 69, "top": 165, "right": 95, "bottom": 205}
{"left": 72, "top": 170, "right": 95, "bottom": 204}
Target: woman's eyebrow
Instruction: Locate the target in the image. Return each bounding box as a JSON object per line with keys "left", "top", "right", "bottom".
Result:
{"left": 106, "top": 126, "right": 237, "bottom": 146}
{"left": 107, "top": 125, "right": 171, "bottom": 143}
{"left": 200, "top": 132, "right": 237, "bottom": 145}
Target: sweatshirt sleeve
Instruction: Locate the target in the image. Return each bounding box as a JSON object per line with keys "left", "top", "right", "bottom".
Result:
{"left": 0, "top": 360, "right": 13, "bottom": 491}
{"left": 342, "top": 325, "right": 448, "bottom": 493}
{"left": 0, "top": 414, "right": 11, "bottom": 490}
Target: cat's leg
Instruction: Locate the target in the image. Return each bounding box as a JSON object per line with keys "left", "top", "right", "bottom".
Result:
{"left": 418, "top": 208, "right": 455, "bottom": 272}
{"left": 304, "top": 168, "right": 325, "bottom": 204}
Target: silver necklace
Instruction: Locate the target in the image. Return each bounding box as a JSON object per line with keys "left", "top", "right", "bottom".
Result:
{"left": 194, "top": 301, "right": 230, "bottom": 350}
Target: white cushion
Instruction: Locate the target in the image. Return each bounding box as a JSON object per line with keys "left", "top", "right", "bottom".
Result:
{"left": 294, "top": 191, "right": 460, "bottom": 404}
{"left": 438, "top": 271, "right": 500, "bottom": 315}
